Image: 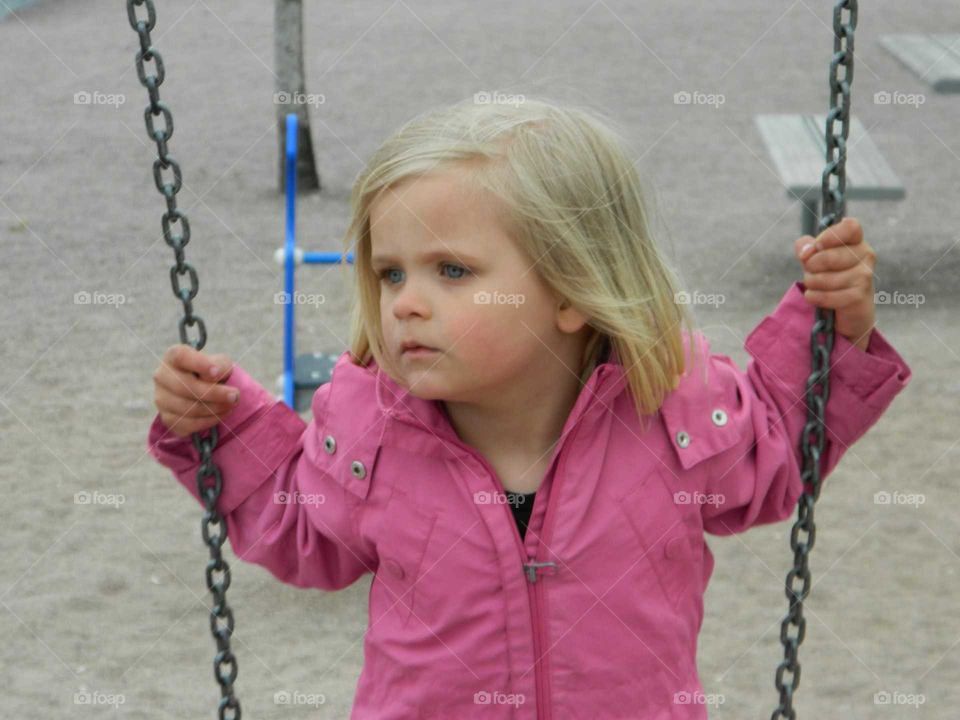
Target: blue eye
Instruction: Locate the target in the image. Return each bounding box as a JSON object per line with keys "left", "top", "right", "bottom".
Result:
{"left": 377, "top": 263, "right": 472, "bottom": 284}
{"left": 441, "top": 263, "right": 470, "bottom": 280}
{"left": 378, "top": 268, "right": 404, "bottom": 284}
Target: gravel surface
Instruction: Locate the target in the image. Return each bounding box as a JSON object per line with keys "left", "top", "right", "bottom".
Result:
{"left": 1, "top": 0, "right": 957, "bottom": 717}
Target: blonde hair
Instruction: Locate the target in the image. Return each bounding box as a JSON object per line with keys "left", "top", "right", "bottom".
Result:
{"left": 340, "top": 96, "right": 701, "bottom": 426}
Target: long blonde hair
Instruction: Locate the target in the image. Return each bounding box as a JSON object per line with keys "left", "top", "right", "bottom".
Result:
{"left": 339, "top": 96, "right": 701, "bottom": 425}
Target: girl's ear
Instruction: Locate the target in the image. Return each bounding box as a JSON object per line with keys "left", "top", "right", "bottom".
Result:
{"left": 555, "top": 297, "right": 589, "bottom": 335}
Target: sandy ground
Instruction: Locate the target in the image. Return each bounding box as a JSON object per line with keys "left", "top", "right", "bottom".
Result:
{"left": 1, "top": 0, "right": 958, "bottom": 717}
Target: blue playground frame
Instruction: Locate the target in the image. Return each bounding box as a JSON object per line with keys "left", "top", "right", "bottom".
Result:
{"left": 277, "top": 113, "right": 354, "bottom": 410}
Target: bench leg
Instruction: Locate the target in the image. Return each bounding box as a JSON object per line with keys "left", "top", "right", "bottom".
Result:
{"left": 801, "top": 198, "right": 819, "bottom": 238}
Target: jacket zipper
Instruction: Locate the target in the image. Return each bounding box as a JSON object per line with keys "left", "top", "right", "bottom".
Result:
{"left": 463, "top": 426, "right": 581, "bottom": 720}
{"left": 524, "top": 430, "right": 576, "bottom": 720}
{"left": 468, "top": 448, "right": 549, "bottom": 718}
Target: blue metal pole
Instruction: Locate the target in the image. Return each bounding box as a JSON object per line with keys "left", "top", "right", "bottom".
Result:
{"left": 283, "top": 113, "right": 298, "bottom": 409}
{"left": 303, "top": 251, "right": 355, "bottom": 264}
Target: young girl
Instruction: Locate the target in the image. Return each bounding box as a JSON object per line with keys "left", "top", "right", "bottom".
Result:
{"left": 149, "top": 98, "right": 912, "bottom": 719}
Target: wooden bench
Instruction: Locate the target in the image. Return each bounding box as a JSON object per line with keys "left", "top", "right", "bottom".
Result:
{"left": 754, "top": 114, "right": 905, "bottom": 236}
{"left": 880, "top": 34, "right": 960, "bottom": 93}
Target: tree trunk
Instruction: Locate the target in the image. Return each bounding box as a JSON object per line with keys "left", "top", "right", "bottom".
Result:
{"left": 274, "top": 0, "right": 320, "bottom": 193}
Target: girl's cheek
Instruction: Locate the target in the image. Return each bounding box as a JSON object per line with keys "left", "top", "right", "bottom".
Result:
{"left": 470, "top": 311, "right": 528, "bottom": 359}
{"left": 456, "top": 314, "right": 510, "bottom": 366}
{"left": 447, "top": 314, "right": 486, "bottom": 354}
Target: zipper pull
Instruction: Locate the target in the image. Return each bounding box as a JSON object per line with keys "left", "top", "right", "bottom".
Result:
{"left": 523, "top": 560, "right": 558, "bottom": 584}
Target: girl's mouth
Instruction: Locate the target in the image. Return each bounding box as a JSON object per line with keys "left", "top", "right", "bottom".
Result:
{"left": 402, "top": 346, "right": 438, "bottom": 358}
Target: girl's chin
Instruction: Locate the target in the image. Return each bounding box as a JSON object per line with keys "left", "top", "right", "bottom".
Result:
{"left": 403, "top": 374, "right": 471, "bottom": 403}
{"left": 403, "top": 382, "right": 449, "bottom": 401}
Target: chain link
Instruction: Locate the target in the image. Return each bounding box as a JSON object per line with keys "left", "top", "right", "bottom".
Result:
{"left": 770, "top": 2, "right": 856, "bottom": 718}
{"left": 127, "top": 1, "right": 241, "bottom": 717}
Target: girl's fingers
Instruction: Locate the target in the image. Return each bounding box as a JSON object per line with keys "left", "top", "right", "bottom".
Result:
{"left": 156, "top": 388, "right": 235, "bottom": 420}
{"left": 814, "top": 217, "right": 863, "bottom": 250}
{"left": 802, "top": 285, "right": 862, "bottom": 309}
{"left": 155, "top": 364, "right": 239, "bottom": 406}
{"left": 796, "top": 218, "right": 862, "bottom": 261}
{"left": 162, "top": 343, "right": 210, "bottom": 376}
{"left": 795, "top": 234, "right": 815, "bottom": 259}
{"left": 802, "top": 266, "right": 866, "bottom": 292}
{"left": 162, "top": 343, "right": 231, "bottom": 381}
{"left": 802, "top": 244, "right": 870, "bottom": 273}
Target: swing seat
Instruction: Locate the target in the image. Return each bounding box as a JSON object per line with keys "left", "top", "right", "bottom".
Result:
{"left": 880, "top": 34, "right": 960, "bottom": 93}
{"left": 754, "top": 113, "right": 905, "bottom": 236}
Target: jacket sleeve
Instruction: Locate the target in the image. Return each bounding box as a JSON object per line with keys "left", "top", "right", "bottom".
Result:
{"left": 700, "top": 281, "right": 912, "bottom": 536}
{"left": 146, "top": 364, "right": 376, "bottom": 590}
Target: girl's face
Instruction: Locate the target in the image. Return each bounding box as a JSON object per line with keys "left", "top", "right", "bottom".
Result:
{"left": 369, "top": 167, "right": 586, "bottom": 403}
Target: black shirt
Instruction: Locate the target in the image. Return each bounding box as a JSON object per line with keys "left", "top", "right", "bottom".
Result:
{"left": 505, "top": 491, "right": 536, "bottom": 539}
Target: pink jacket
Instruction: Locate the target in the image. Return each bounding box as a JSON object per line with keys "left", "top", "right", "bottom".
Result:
{"left": 147, "top": 281, "right": 911, "bottom": 719}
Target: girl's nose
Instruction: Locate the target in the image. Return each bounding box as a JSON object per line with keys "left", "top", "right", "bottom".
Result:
{"left": 392, "top": 282, "right": 432, "bottom": 320}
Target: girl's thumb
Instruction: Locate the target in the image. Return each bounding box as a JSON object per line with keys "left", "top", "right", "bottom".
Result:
{"left": 206, "top": 354, "right": 235, "bottom": 381}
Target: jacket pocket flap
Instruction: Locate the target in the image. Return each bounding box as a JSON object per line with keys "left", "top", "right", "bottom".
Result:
{"left": 658, "top": 355, "right": 741, "bottom": 470}
{"left": 306, "top": 414, "right": 386, "bottom": 501}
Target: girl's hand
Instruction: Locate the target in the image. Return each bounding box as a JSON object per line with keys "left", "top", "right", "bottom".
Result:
{"left": 153, "top": 344, "right": 239, "bottom": 438}
{"left": 794, "top": 216, "right": 876, "bottom": 352}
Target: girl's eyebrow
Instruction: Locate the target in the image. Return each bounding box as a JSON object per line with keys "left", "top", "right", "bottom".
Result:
{"left": 370, "top": 249, "right": 483, "bottom": 265}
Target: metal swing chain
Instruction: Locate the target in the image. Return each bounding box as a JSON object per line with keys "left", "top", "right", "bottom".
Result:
{"left": 771, "top": 2, "right": 856, "bottom": 719}
{"left": 126, "top": 1, "right": 241, "bottom": 718}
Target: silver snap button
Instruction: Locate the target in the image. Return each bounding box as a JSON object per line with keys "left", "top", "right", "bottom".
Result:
{"left": 676, "top": 430, "right": 690, "bottom": 448}
{"left": 323, "top": 435, "right": 336, "bottom": 454}
{"left": 711, "top": 409, "right": 728, "bottom": 427}
{"left": 350, "top": 460, "right": 366, "bottom": 479}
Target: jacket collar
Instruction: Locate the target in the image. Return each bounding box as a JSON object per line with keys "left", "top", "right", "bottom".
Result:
{"left": 372, "top": 344, "right": 629, "bottom": 444}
